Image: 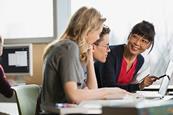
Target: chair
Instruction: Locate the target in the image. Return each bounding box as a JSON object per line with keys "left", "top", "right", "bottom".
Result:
{"left": 13, "top": 84, "right": 41, "bottom": 115}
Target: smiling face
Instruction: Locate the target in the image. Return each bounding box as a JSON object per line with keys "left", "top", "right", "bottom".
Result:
{"left": 127, "top": 21, "right": 155, "bottom": 55}
{"left": 93, "top": 33, "right": 110, "bottom": 63}
{"left": 126, "top": 34, "right": 151, "bottom": 55}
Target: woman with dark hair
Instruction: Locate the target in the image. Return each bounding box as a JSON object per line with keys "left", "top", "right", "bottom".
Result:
{"left": 95, "top": 20, "right": 158, "bottom": 92}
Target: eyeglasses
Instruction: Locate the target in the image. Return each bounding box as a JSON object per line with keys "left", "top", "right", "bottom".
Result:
{"left": 130, "top": 34, "right": 150, "bottom": 47}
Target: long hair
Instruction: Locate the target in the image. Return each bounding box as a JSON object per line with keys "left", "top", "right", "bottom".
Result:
{"left": 44, "top": 6, "right": 106, "bottom": 63}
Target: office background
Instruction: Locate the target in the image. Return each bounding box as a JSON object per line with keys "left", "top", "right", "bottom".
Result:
{"left": 0, "top": 0, "right": 173, "bottom": 85}
{"left": 59, "top": 0, "right": 173, "bottom": 85}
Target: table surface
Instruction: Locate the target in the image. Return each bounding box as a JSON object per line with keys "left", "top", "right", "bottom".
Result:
{"left": 0, "top": 102, "right": 18, "bottom": 115}
{"left": 42, "top": 93, "right": 173, "bottom": 115}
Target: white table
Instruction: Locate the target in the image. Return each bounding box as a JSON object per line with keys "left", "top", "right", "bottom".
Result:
{"left": 0, "top": 102, "right": 18, "bottom": 115}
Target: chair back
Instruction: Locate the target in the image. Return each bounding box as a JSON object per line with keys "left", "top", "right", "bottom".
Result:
{"left": 13, "top": 84, "right": 40, "bottom": 115}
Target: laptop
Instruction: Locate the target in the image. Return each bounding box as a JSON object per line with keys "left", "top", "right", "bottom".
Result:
{"left": 136, "top": 60, "right": 173, "bottom": 99}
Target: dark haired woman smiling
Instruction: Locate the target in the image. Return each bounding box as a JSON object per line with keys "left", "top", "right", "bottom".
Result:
{"left": 95, "top": 20, "right": 158, "bottom": 92}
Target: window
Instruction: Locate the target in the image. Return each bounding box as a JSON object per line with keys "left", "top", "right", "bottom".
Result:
{"left": 0, "top": 0, "right": 55, "bottom": 43}
{"left": 70, "top": 0, "right": 173, "bottom": 83}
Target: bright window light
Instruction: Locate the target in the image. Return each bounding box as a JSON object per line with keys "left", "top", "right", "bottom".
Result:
{"left": 71, "top": 0, "right": 173, "bottom": 82}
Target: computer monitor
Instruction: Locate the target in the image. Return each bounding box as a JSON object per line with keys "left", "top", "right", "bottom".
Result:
{"left": 0, "top": 44, "right": 33, "bottom": 76}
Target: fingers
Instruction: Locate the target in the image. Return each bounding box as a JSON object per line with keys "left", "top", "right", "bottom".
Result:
{"left": 142, "top": 77, "right": 154, "bottom": 87}
{"left": 145, "top": 80, "right": 153, "bottom": 86}
{"left": 146, "top": 76, "right": 158, "bottom": 82}
{"left": 150, "top": 77, "right": 159, "bottom": 82}
{"left": 146, "top": 75, "right": 158, "bottom": 79}
{"left": 146, "top": 78, "right": 155, "bottom": 85}
{"left": 150, "top": 76, "right": 159, "bottom": 80}
{"left": 107, "top": 87, "right": 131, "bottom": 99}
{"left": 140, "top": 75, "right": 158, "bottom": 89}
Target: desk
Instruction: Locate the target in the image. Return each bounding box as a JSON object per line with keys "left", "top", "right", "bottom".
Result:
{"left": 0, "top": 102, "right": 18, "bottom": 115}
{"left": 102, "top": 99, "right": 173, "bottom": 115}
{"left": 42, "top": 104, "right": 101, "bottom": 115}
{"left": 42, "top": 95, "right": 173, "bottom": 115}
{"left": 144, "top": 85, "right": 173, "bottom": 91}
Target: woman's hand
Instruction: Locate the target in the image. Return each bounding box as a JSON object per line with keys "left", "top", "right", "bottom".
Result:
{"left": 139, "top": 75, "right": 159, "bottom": 90}
{"left": 103, "top": 87, "right": 133, "bottom": 99}
{"left": 87, "top": 45, "right": 94, "bottom": 62}
{"left": 86, "top": 45, "right": 97, "bottom": 89}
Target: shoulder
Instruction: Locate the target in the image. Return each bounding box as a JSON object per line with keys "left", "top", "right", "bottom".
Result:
{"left": 137, "top": 54, "right": 144, "bottom": 66}
{"left": 64, "top": 39, "right": 78, "bottom": 49}
{"left": 45, "top": 39, "right": 79, "bottom": 62}
{"left": 110, "top": 44, "right": 124, "bottom": 51}
{"left": 108, "top": 44, "right": 125, "bottom": 57}
{"left": 59, "top": 39, "right": 79, "bottom": 53}
{"left": 52, "top": 40, "right": 79, "bottom": 55}
{"left": 137, "top": 54, "right": 144, "bottom": 62}
{"left": 62, "top": 40, "right": 79, "bottom": 56}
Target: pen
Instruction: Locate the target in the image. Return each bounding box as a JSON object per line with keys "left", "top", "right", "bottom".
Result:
{"left": 158, "top": 75, "right": 170, "bottom": 80}
{"left": 158, "top": 74, "right": 167, "bottom": 79}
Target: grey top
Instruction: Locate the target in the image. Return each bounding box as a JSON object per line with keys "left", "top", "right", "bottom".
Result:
{"left": 41, "top": 39, "right": 86, "bottom": 109}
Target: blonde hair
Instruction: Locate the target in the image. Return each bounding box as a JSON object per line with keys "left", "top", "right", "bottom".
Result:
{"left": 44, "top": 6, "right": 106, "bottom": 63}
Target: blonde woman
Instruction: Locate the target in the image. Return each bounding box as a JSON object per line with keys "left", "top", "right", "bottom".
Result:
{"left": 39, "top": 6, "right": 131, "bottom": 112}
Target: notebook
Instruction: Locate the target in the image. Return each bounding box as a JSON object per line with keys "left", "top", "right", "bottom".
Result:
{"left": 136, "top": 60, "right": 173, "bottom": 99}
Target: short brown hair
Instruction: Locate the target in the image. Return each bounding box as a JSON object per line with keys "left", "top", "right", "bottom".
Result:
{"left": 94, "top": 25, "right": 110, "bottom": 45}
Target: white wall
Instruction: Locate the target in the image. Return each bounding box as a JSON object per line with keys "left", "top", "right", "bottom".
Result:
{"left": 59, "top": 0, "right": 173, "bottom": 84}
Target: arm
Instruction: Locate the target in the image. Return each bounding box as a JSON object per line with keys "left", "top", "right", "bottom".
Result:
{"left": 115, "top": 84, "right": 140, "bottom": 92}
{"left": 64, "top": 81, "right": 131, "bottom": 104}
{"left": 61, "top": 43, "right": 131, "bottom": 103}
{"left": 86, "top": 47, "right": 97, "bottom": 89}
{"left": 139, "top": 75, "right": 158, "bottom": 90}
{"left": 133, "top": 61, "right": 158, "bottom": 90}
{"left": 97, "top": 51, "right": 140, "bottom": 92}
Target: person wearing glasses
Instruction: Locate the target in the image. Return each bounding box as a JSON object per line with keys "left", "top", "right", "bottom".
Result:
{"left": 39, "top": 7, "right": 131, "bottom": 113}
{"left": 93, "top": 26, "right": 111, "bottom": 87}
{"left": 0, "top": 36, "right": 14, "bottom": 98}
{"left": 93, "top": 25, "right": 110, "bottom": 63}
{"left": 94, "top": 20, "right": 158, "bottom": 92}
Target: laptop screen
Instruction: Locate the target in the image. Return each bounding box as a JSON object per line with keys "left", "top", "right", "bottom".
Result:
{"left": 159, "top": 60, "right": 173, "bottom": 97}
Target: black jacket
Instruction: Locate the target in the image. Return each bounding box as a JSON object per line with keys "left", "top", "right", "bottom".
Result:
{"left": 94, "top": 44, "right": 144, "bottom": 92}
